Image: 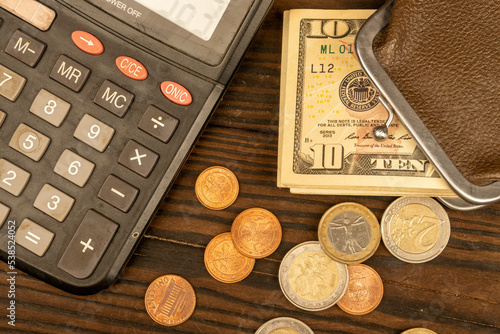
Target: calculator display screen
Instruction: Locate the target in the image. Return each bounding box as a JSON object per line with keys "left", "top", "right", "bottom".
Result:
{"left": 84, "top": 0, "right": 255, "bottom": 66}
{"left": 133, "top": 0, "right": 231, "bottom": 41}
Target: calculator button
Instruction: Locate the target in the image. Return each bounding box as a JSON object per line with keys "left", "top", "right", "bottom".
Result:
{"left": 94, "top": 80, "right": 134, "bottom": 117}
{"left": 54, "top": 150, "right": 95, "bottom": 187}
{"left": 0, "top": 203, "right": 10, "bottom": 228}
{"left": 74, "top": 114, "right": 115, "bottom": 152}
{"left": 138, "top": 105, "right": 178, "bottom": 143}
{"left": 0, "top": 159, "right": 31, "bottom": 196}
{"left": 160, "top": 81, "right": 193, "bottom": 106}
{"left": 33, "top": 184, "right": 75, "bottom": 222}
{"left": 57, "top": 210, "right": 118, "bottom": 279}
{"left": 15, "top": 219, "right": 54, "bottom": 256}
{"left": 30, "top": 89, "right": 71, "bottom": 127}
{"left": 71, "top": 30, "right": 104, "bottom": 55}
{"left": 115, "top": 56, "right": 148, "bottom": 80}
{"left": 0, "top": 110, "right": 6, "bottom": 127}
{"left": 50, "top": 55, "right": 91, "bottom": 92}
{"left": 9, "top": 123, "right": 51, "bottom": 161}
{"left": 0, "top": 64, "right": 26, "bottom": 101}
{"left": 98, "top": 175, "right": 139, "bottom": 212}
{"left": 5, "top": 30, "right": 46, "bottom": 67}
{"left": 0, "top": 0, "right": 55, "bottom": 31}
{"left": 118, "top": 140, "right": 159, "bottom": 177}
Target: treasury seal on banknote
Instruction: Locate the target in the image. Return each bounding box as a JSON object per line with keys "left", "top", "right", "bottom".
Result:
{"left": 255, "top": 317, "right": 315, "bottom": 334}
{"left": 381, "top": 197, "right": 450, "bottom": 263}
{"left": 318, "top": 202, "right": 380, "bottom": 264}
{"left": 279, "top": 241, "right": 348, "bottom": 311}
{"left": 339, "top": 70, "right": 379, "bottom": 111}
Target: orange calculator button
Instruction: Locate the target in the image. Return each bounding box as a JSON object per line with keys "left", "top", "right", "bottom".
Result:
{"left": 115, "top": 56, "right": 148, "bottom": 80}
{"left": 160, "top": 81, "right": 192, "bottom": 106}
{"left": 71, "top": 31, "right": 104, "bottom": 55}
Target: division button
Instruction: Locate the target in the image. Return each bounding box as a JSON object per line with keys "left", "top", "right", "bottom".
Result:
{"left": 74, "top": 114, "right": 115, "bottom": 152}
{"left": 5, "top": 30, "right": 46, "bottom": 67}
{"left": 94, "top": 80, "right": 134, "bottom": 117}
{"left": 30, "top": 89, "right": 71, "bottom": 127}
{"left": 71, "top": 30, "right": 104, "bottom": 55}
{"left": 33, "top": 184, "right": 75, "bottom": 222}
{"left": 50, "top": 55, "right": 91, "bottom": 92}
{"left": 0, "top": 159, "right": 31, "bottom": 196}
{"left": 118, "top": 140, "right": 159, "bottom": 177}
{"left": 0, "top": 64, "right": 26, "bottom": 101}
{"left": 138, "top": 105, "right": 178, "bottom": 143}
{"left": 57, "top": 210, "right": 118, "bottom": 279}
{"left": 9, "top": 123, "right": 51, "bottom": 161}
{"left": 98, "top": 175, "right": 139, "bottom": 212}
{"left": 15, "top": 219, "right": 54, "bottom": 257}
{"left": 54, "top": 150, "right": 95, "bottom": 187}
{"left": 0, "top": 0, "right": 56, "bottom": 31}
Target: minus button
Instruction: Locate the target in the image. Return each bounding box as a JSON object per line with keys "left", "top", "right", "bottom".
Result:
{"left": 98, "top": 175, "right": 139, "bottom": 212}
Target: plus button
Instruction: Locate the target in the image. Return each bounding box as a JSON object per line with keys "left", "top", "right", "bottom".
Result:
{"left": 80, "top": 238, "right": 94, "bottom": 252}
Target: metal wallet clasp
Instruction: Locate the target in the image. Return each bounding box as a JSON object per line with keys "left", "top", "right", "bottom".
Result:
{"left": 354, "top": 0, "right": 500, "bottom": 210}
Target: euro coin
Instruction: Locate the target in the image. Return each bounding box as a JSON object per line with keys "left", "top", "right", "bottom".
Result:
{"left": 279, "top": 241, "right": 348, "bottom": 311}
{"left": 381, "top": 197, "right": 450, "bottom": 263}
{"left": 144, "top": 275, "right": 196, "bottom": 326}
{"left": 401, "top": 329, "right": 437, "bottom": 334}
{"left": 204, "top": 232, "right": 255, "bottom": 283}
{"left": 231, "top": 208, "right": 282, "bottom": 259}
{"left": 255, "top": 317, "right": 314, "bottom": 334}
{"left": 195, "top": 166, "right": 239, "bottom": 210}
{"left": 318, "top": 202, "right": 380, "bottom": 264}
{"left": 337, "top": 264, "right": 383, "bottom": 315}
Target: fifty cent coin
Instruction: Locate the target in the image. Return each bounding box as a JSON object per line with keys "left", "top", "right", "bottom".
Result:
{"left": 255, "top": 317, "right": 314, "bottom": 334}
{"left": 337, "top": 264, "right": 383, "bottom": 315}
{"left": 318, "top": 202, "right": 381, "bottom": 264}
{"left": 231, "top": 208, "right": 282, "bottom": 259}
{"left": 205, "top": 232, "right": 255, "bottom": 283}
{"left": 145, "top": 275, "right": 196, "bottom": 327}
{"left": 279, "top": 241, "right": 348, "bottom": 311}
{"left": 381, "top": 197, "right": 450, "bottom": 263}
{"left": 195, "top": 166, "right": 239, "bottom": 210}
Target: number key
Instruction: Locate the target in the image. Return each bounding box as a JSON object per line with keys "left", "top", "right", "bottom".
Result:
{"left": 54, "top": 150, "right": 95, "bottom": 187}
{"left": 0, "top": 64, "right": 26, "bottom": 101}
{"left": 9, "top": 123, "right": 51, "bottom": 161}
{"left": 74, "top": 114, "right": 115, "bottom": 152}
{"left": 30, "top": 89, "right": 71, "bottom": 127}
{"left": 0, "top": 159, "right": 31, "bottom": 196}
{"left": 33, "top": 184, "right": 75, "bottom": 222}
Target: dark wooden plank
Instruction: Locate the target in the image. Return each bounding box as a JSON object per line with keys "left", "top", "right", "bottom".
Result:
{"left": 1, "top": 0, "right": 499, "bottom": 333}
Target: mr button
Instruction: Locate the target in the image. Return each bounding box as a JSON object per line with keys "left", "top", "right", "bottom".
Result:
{"left": 50, "top": 55, "right": 90, "bottom": 92}
{"left": 94, "top": 80, "right": 134, "bottom": 117}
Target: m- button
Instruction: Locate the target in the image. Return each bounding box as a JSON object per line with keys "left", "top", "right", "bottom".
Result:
{"left": 5, "top": 30, "right": 46, "bottom": 67}
{"left": 118, "top": 140, "right": 159, "bottom": 177}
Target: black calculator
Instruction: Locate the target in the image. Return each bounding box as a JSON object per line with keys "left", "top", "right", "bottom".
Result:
{"left": 0, "top": 0, "right": 273, "bottom": 294}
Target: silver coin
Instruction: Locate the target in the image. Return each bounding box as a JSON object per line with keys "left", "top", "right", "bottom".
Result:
{"left": 381, "top": 197, "right": 450, "bottom": 264}
{"left": 278, "top": 241, "right": 348, "bottom": 311}
{"left": 255, "top": 317, "right": 314, "bottom": 334}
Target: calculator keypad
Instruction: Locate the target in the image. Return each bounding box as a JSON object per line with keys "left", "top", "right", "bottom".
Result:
{"left": 30, "top": 89, "right": 71, "bottom": 127}
{"left": 74, "top": 114, "right": 115, "bottom": 152}
{"left": 15, "top": 219, "right": 54, "bottom": 257}
{"left": 9, "top": 123, "right": 51, "bottom": 161}
{"left": 0, "top": 159, "right": 31, "bottom": 196}
{"left": 5, "top": 30, "right": 46, "bottom": 67}
{"left": 33, "top": 184, "right": 75, "bottom": 222}
{"left": 54, "top": 150, "right": 95, "bottom": 187}
{"left": 0, "top": 64, "right": 26, "bottom": 101}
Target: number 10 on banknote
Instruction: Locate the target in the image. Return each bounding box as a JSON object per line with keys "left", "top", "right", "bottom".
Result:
{"left": 278, "top": 9, "right": 454, "bottom": 197}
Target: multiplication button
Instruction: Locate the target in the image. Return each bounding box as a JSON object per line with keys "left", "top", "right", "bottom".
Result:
{"left": 118, "top": 140, "right": 159, "bottom": 177}
{"left": 98, "top": 175, "right": 139, "bottom": 212}
{"left": 138, "top": 105, "right": 178, "bottom": 143}
{"left": 57, "top": 210, "right": 118, "bottom": 279}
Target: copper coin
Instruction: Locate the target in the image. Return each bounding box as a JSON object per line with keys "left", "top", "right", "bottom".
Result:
{"left": 204, "top": 232, "right": 255, "bottom": 283}
{"left": 195, "top": 166, "right": 239, "bottom": 210}
{"left": 144, "top": 275, "right": 196, "bottom": 326}
{"left": 337, "top": 264, "right": 383, "bottom": 315}
{"left": 231, "top": 208, "right": 282, "bottom": 259}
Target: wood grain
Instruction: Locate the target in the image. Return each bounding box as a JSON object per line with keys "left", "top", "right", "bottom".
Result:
{"left": 1, "top": 1, "right": 499, "bottom": 333}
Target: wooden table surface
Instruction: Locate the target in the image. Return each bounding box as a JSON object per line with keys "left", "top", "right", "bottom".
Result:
{"left": 1, "top": 1, "right": 499, "bottom": 333}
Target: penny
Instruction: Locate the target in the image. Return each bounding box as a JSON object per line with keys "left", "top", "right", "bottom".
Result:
{"left": 337, "top": 264, "right": 383, "bottom": 315}
{"left": 195, "top": 166, "right": 239, "bottom": 210}
{"left": 279, "top": 241, "right": 348, "bottom": 311}
{"left": 255, "top": 317, "right": 314, "bottom": 334}
{"left": 231, "top": 208, "right": 282, "bottom": 259}
{"left": 144, "top": 274, "right": 196, "bottom": 327}
{"left": 318, "top": 202, "right": 381, "bottom": 264}
{"left": 381, "top": 197, "right": 450, "bottom": 263}
{"left": 401, "top": 329, "right": 437, "bottom": 334}
{"left": 204, "top": 232, "right": 255, "bottom": 283}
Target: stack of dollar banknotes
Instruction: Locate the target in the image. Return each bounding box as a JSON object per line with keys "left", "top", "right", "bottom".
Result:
{"left": 278, "top": 9, "right": 456, "bottom": 198}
